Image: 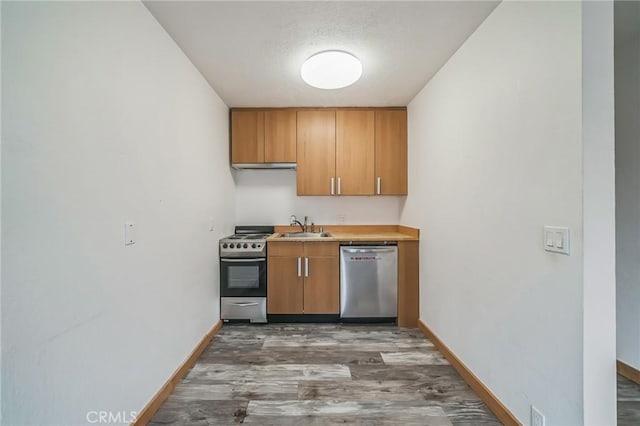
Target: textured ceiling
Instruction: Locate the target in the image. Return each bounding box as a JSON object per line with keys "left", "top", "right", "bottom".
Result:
{"left": 144, "top": 1, "right": 500, "bottom": 107}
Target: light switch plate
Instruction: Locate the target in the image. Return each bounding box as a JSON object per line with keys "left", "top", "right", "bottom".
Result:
{"left": 125, "top": 222, "right": 136, "bottom": 246}
{"left": 531, "top": 405, "right": 545, "bottom": 426}
{"left": 543, "top": 226, "right": 569, "bottom": 255}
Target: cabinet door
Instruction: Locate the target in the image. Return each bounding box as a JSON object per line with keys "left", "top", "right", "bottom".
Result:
{"left": 336, "top": 111, "right": 375, "bottom": 195}
{"left": 267, "top": 256, "right": 303, "bottom": 314}
{"left": 296, "top": 110, "right": 336, "bottom": 195}
{"left": 303, "top": 255, "right": 339, "bottom": 314}
{"left": 265, "top": 110, "right": 296, "bottom": 163}
{"left": 375, "top": 110, "right": 407, "bottom": 195}
{"left": 303, "top": 242, "right": 339, "bottom": 314}
{"left": 231, "top": 111, "right": 264, "bottom": 163}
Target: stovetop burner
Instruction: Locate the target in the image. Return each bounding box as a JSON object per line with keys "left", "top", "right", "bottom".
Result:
{"left": 245, "top": 234, "right": 268, "bottom": 240}
{"left": 224, "top": 233, "right": 271, "bottom": 240}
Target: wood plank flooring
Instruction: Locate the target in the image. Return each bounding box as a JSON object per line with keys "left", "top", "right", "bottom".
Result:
{"left": 619, "top": 374, "right": 640, "bottom": 426}
{"left": 150, "top": 324, "right": 500, "bottom": 425}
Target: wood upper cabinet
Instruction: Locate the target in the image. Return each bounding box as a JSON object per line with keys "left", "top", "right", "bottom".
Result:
{"left": 296, "top": 108, "right": 406, "bottom": 196}
{"left": 231, "top": 110, "right": 264, "bottom": 164}
{"left": 233, "top": 107, "right": 407, "bottom": 195}
{"left": 265, "top": 110, "right": 296, "bottom": 163}
{"left": 335, "top": 111, "right": 375, "bottom": 195}
{"left": 375, "top": 110, "right": 408, "bottom": 195}
{"left": 267, "top": 241, "right": 339, "bottom": 314}
{"left": 296, "top": 111, "right": 336, "bottom": 195}
{"left": 231, "top": 109, "right": 296, "bottom": 164}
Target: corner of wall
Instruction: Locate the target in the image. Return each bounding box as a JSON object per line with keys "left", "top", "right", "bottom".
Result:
{"left": 1, "top": 0, "right": 4, "bottom": 421}
{"left": 614, "top": 0, "right": 640, "bottom": 373}
{"left": 581, "top": 1, "right": 617, "bottom": 424}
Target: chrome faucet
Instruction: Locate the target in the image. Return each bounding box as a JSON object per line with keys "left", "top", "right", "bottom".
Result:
{"left": 289, "top": 215, "right": 308, "bottom": 232}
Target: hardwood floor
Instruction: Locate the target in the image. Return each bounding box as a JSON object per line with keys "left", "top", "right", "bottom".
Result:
{"left": 150, "top": 324, "right": 500, "bottom": 425}
{"left": 619, "top": 374, "right": 640, "bottom": 426}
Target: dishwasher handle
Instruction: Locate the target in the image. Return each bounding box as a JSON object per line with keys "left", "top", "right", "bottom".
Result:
{"left": 340, "top": 241, "right": 397, "bottom": 247}
{"left": 341, "top": 247, "right": 397, "bottom": 254}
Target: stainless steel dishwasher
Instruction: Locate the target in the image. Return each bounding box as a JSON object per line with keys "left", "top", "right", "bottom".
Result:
{"left": 340, "top": 244, "right": 398, "bottom": 320}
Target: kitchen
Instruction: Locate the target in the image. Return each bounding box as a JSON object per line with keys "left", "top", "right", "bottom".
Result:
{"left": 1, "top": 1, "right": 626, "bottom": 426}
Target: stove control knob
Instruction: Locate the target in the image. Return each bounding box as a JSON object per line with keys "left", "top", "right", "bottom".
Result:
{"left": 252, "top": 243, "right": 257, "bottom": 248}
{"left": 229, "top": 243, "right": 235, "bottom": 248}
{"left": 243, "top": 243, "right": 248, "bottom": 248}
{"left": 222, "top": 243, "right": 228, "bottom": 249}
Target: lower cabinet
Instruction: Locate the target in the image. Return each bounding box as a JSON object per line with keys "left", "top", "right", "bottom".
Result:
{"left": 397, "top": 240, "right": 419, "bottom": 327}
{"left": 267, "top": 241, "right": 339, "bottom": 314}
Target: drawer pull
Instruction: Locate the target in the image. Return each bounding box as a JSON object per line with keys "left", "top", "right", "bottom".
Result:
{"left": 231, "top": 302, "right": 259, "bottom": 307}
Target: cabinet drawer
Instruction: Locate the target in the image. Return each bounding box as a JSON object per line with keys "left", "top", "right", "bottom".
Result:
{"left": 268, "top": 241, "right": 303, "bottom": 256}
{"left": 304, "top": 242, "right": 339, "bottom": 256}
{"left": 221, "top": 297, "right": 267, "bottom": 323}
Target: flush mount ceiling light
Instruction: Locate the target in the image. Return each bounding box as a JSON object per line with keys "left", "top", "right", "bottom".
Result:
{"left": 301, "top": 50, "right": 363, "bottom": 89}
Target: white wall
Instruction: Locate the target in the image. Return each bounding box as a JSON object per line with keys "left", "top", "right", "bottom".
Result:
{"left": 1, "top": 2, "right": 234, "bottom": 425}
{"left": 616, "top": 1, "right": 640, "bottom": 371}
{"left": 402, "top": 2, "right": 586, "bottom": 424}
{"left": 0, "top": 1, "right": 3, "bottom": 421}
{"left": 581, "top": 2, "right": 617, "bottom": 424}
{"left": 234, "top": 170, "right": 404, "bottom": 225}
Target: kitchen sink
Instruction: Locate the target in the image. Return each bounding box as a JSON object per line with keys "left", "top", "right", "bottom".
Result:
{"left": 279, "top": 232, "right": 332, "bottom": 238}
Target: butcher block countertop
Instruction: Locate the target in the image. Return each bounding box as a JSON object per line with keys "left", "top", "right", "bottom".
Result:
{"left": 267, "top": 225, "right": 419, "bottom": 242}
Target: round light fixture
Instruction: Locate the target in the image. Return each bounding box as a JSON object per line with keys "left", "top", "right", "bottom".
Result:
{"left": 301, "top": 50, "right": 362, "bottom": 89}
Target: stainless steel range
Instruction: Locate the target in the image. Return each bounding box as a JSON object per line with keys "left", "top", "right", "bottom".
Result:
{"left": 219, "top": 226, "right": 274, "bottom": 323}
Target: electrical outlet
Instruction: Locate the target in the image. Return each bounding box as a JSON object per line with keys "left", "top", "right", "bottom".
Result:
{"left": 531, "top": 405, "right": 545, "bottom": 426}
{"left": 336, "top": 214, "right": 346, "bottom": 224}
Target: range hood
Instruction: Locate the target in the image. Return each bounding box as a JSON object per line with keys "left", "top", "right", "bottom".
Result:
{"left": 231, "top": 162, "right": 297, "bottom": 170}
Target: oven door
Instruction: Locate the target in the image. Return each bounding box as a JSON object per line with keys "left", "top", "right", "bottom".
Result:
{"left": 220, "top": 257, "right": 267, "bottom": 297}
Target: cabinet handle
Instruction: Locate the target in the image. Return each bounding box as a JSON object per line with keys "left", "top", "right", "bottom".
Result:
{"left": 304, "top": 257, "right": 309, "bottom": 277}
{"left": 376, "top": 177, "right": 381, "bottom": 195}
{"left": 330, "top": 177, "right": 335, "bottom": 195}
{"left": 222, "top": 258, "right": 266, "bottom": 263}
{"left": 337, "top": 177, "right": 341, "bottom": 195}
{"left": 297, "top": 257, "right": 301, "bottom": 277}
{"left": 231, "top": 302, "right": 259, "bottom": 307}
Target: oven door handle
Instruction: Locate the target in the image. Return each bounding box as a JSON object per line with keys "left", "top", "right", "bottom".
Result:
{"left": 221, "top": 258, "right": 266, "bottom": 262}
{"left": 231, "top": 302, "right": 259, "bottom": 307}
